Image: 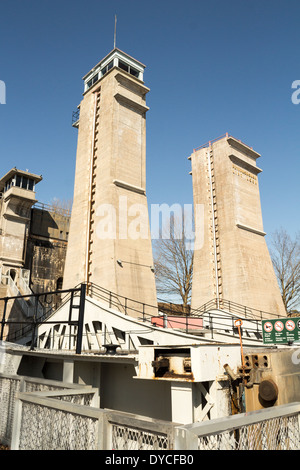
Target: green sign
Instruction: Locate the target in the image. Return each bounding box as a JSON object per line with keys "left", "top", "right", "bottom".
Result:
{"left": 262, "top": 317, "right": 300, "bottom": 345}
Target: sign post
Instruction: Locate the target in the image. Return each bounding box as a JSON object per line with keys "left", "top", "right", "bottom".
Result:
{"left": 262, "top": 317, "right": 300, "bottom": 345}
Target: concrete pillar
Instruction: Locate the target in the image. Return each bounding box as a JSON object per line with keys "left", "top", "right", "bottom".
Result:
{"left": 190, "top": 134, "right": 286, "bottom": 317}
{"left": 62, "top": 359, "right": 74, "bottom": 383}
{"left": 171, "top": 382, "right": 193, "bottom": 424}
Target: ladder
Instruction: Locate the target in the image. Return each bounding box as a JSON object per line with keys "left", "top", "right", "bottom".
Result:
{"left": 86, "top": 90, "right": 101, "bottom": 291}
{"left": 207, "top": 145, "right": 223, "bottom": 306}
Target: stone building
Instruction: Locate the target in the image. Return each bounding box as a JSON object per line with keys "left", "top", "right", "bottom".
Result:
{"left": 25, "top": 201, "right": 70, "bottom": 308}
{"left": 0, "top": 168, "right": 70, "bottom": 325}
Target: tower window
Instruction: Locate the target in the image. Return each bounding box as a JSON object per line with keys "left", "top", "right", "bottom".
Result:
{"left": 13, "top": 175, "right": 35, "bottom": 191}
{"left": 21, "top": 177, "right": 28, "bottom": 189}
{"left": 118, "top": 60, "right": 128, "bottom": 72}
{"left": 4, "top": 178, "right": 13, "bottom": 191}
{"left": 118, "top": 60, "right": 139, "bottom": 78}
{"left": 16, "top": 175, "right": 22, "bottom": 187}
{"left": 87, "top": 73, "right": 99, "bottom": 89}
{"left": 129, "top": 68, "right": 139, "bottom": 78}
{"left": 101, "top": 60, "right": 113, "bottom": 77}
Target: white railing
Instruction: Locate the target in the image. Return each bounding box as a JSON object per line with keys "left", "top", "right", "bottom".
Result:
{"left": 175, "top": 402, "right": 300, "bottom": 450}
{"left": 1, "top": 373, "right": 299, "bottom": 451}
{"left": 0, "top": 374, "right": 94, "bottom": 446}
{"left": 1, "top": 270, "right": 45, "bottom": 318}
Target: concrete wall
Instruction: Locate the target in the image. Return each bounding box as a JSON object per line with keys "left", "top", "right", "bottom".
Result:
{"left": 24, "top": 206, "right": 70, "bottom": 307}
{"left": 99, "top": 362, "right": 172, "bottom": 421}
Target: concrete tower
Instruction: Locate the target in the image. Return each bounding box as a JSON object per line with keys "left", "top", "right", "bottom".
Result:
{"left": 189, "top": 134, "right": 286, "bottom": 318}
{"left": 63, "top": 49, "right": 157, "bottom": 314}
{"left": 0, "top": 168, "right": 42, "bottom": 284}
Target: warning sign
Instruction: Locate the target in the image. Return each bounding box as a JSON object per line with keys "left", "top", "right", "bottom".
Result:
{"left": 274, "top": 321, "right": 284, "bottom": 332}
{"left": 263, "top": 322, "right": 273, "bottom": 333}
{"left": 262, "top": 317, "right": 300, "bottom": 344}
{"left": 286, "top": 320, "right": 295, "bottom": 331}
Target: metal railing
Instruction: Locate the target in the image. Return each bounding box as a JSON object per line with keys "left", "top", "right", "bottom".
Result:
{"left": 32, "top": 201, "right": 71, "bottom": 217}
{"left": 1, "top": 373, "right": 299, "bottom": 450}
{"left": 87, "top": 283, "right": 267, "bottom": 340}
{"left": 193, "top": 132, "right": 255, "bottom": 153}
{"left": 0, "top": 373, "right": 175, "bottom": 450}
{"left": 0, "top": 373, "right": 97, "bottom": 447}
{"left": 88, "top": 282, "right": 278, "bottom": 322}
{"left": 72, "top": 108, "right": 80, "bottom": 127}
{"left": 0, "top": 280, "right": 274, "bottom": 351}
{"left": 192, "top": 297, "right": 284, "bottom": 320}
{"left": 175, "top": 402, "right": 300, "bottom": 450}
{"left": 88, "top": 282, "right": 159, "bottom": 319}
{"left": 0, "top": 284, "right": 86, "bottom": 354}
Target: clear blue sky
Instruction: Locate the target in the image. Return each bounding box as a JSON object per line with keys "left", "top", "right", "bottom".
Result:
{"left": 0, "top": 0, "right": 299, "bottom": 243}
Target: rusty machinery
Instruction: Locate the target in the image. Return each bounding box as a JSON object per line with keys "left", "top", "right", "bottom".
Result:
{"left": 141, "top": 339, "right": 300, "bottom": 416}
{"left": 152, "top": 348, "right": 193, "bottom": 381}
{"left": 225, "top": 346, "right": 300, "bottom": 413}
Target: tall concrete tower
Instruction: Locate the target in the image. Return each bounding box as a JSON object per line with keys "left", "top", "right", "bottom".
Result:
{"left": 189, "top": 134, "right": 286, "bottom": 318}
{"left": 63, "top": 48, "right": 157, "bottom": 313}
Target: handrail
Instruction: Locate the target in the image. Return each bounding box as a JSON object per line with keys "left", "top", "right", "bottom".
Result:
{"left": 32, "top": 201, "right": 71, "bottom": 217}
{"left": 0, "top": 284, "right": 86, "bottom": 353}
{"left": 88, "top": 282, "right": 283, "bottom": 321}
{"left": 193, "top": 133, "right": 254, "bottom": 153}
{"left": 191, "top": 298, "right": 284, "bottom": 320}
{"left": 0, "top": 281, "right": 284, "bottom": 348}
{"left": 1, "top": 280, "right": 282, "bottom": 326}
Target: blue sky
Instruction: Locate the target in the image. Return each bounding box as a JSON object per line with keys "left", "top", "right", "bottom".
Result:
{"left": 0, "top": 0, "right": 299, "bottom": 244}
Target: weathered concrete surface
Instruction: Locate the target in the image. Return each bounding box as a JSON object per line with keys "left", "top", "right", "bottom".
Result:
{"left": 190, "top": 135, "right": 286, "bottom": 318}
{"left": 63, "top": 51, "right": 157, "bottom": 315}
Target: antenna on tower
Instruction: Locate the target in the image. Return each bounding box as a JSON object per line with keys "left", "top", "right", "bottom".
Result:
{"left": 114, "top": 15, "right": 117, "bottom": 49}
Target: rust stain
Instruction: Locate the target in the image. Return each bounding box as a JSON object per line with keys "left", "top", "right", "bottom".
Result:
{"left": 158, "top": 370, "right": 194, "bottom": 381}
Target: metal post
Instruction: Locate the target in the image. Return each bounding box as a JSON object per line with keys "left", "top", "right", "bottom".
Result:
{"left": 30, "top": 295, "right": 39, "bottom": 350}
{"left": 0, "top": 297, "right": 8, "bottom": 340}
{"left": 234, "top": 319, "right": 246, "bottom": 384}
{"left": 76, "top": 283, "right": 86, "bottom": 355}
{"left": 209, "top": 312, "right": 214, "bottom": 339}
{"left": 68, "top": 291, "right": 74, "bottom": 324}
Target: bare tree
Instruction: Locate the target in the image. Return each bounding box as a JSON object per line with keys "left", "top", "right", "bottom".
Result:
{"left": 270, "top": 228, "right": 300, "bottom": 312}
{"left": 50, "top": 197, "right": 72, "bottom": 216}
{"left": 153, "top": 213, "right": 194, "bottom": 309}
